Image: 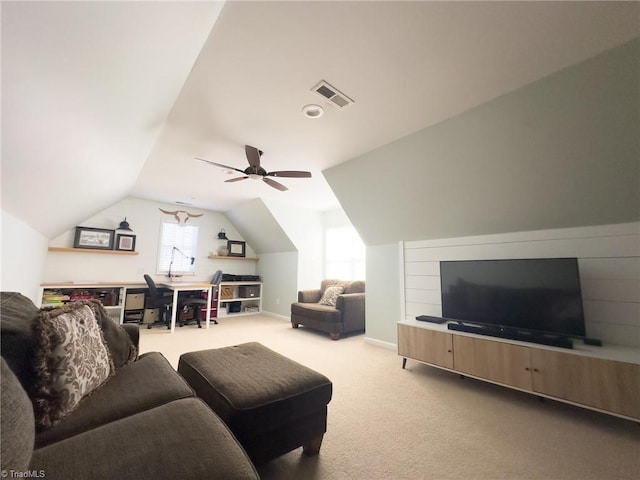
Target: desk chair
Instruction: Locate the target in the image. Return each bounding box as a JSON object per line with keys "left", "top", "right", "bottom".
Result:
{"left": 210, "top": 269, "right": 223, "bottom": 325}
{"left": 178, "top": 270, "right": 223, "bottom": 328}
{"left": 144, "top": 274, "right": 173, "bottom": 329}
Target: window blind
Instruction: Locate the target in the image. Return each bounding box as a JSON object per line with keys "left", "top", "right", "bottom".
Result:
{"left": 157, "top": 223, "right": 199, "bottom": 274}
{"left": 325, "top": 226, "right": 365, "bottom": 280}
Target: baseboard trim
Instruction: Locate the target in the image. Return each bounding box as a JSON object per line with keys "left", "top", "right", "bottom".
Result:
{"left": 261, "top": 311, "right": 290, "bottom": 322}
{"left": 364, "top": 336, "right": 397, "bottom": 351}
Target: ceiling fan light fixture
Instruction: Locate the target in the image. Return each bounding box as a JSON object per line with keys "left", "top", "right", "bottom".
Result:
{"left": 248, "top": 173, "right": 262, "bottom": 180}
{"left": 303, "top": 104, "right": 324, "bottom": 118}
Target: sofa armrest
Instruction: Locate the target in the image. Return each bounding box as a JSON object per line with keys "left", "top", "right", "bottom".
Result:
{"left": 298, "top": 289, "right": 322, "bottom": 303}
{"left": 336, "top": 293, "right": 365, "bottom": 331}
{"left": 121, "top": 324, "right": 140, "bottom": 352}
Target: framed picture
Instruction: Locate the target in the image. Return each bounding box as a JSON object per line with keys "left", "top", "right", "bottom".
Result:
{"left": 115, "top": 234, "right": 136, "bottom": 252}
{"left": 73, "top": 227, "right": 115, "bottom": 250}
{"left": 227, "top": 240, "right": 246, "bottom": 257}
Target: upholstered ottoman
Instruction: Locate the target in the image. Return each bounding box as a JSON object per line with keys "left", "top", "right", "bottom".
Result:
{"left": 177, "top": 342, "right": 332, "bottom": 464}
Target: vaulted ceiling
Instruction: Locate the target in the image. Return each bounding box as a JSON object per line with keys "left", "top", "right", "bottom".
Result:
{"left": 2, "top": 1, "right": 638, "bottom": 239}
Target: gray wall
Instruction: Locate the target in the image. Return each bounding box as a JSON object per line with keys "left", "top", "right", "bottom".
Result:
{"left": 226, "top": 199, "right": 295, "bottom": 254}
{"left": 324, "top": 39, "right": 639, "bottom": 345}
{"left": 257, "top": 251, "right": 298, "bottom": 318}
{"left": 324, "top": 38, "right": 639, "bottom": 246}
{"left": 363, "top": 243, "right": 402, "bottom": 347}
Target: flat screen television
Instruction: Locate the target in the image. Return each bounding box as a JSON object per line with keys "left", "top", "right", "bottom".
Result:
{"left": 440, "top": 258, "right": 586, "bottom": 339}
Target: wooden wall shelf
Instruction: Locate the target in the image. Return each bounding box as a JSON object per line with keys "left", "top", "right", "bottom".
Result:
{"left": 208, "top": 255, "right": 258, "bottom": 262}
{"left": 48, "top": 247, "right": 139, "bottom": 256}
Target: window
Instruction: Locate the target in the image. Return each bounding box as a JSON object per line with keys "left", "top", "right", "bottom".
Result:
{"left": 325, "top": 226, "right": 365, "bottom": 280}
{"left": 157, "top": 223, "right": 199, "bottom": 275}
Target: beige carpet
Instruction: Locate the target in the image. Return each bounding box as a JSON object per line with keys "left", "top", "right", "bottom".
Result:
{"left": 139, "top": 315, "right": 640, "bottom": 480}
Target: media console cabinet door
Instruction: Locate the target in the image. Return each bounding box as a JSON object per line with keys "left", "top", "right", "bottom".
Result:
{"left": 531, "top": 349, "right": 640, "bottom": 419}
{"left": 398, "top": 324, "right": 453, "bottom": 369}
{"left": 453, "top": 336, "right": 533, "bottom": 391}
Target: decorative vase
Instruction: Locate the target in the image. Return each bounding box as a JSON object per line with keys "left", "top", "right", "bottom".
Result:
{"left": 217, "top": 246, "right": 229, "bottom": 257}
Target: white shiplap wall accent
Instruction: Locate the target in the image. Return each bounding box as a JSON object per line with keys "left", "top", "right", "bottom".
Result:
{"left": 402, "top": 222, "right": 640, "bottom": 348}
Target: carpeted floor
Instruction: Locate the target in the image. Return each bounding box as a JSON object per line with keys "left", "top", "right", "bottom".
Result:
{"left": 139, "top": 315, "right": 640, "bottom": 480}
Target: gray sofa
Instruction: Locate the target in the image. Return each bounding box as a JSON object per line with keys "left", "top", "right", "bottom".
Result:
{"left": 291, "top": 279, "right": 365, "bottom": 340}
{"left": 0, "top": 292, "right": 259, "bottom": 480}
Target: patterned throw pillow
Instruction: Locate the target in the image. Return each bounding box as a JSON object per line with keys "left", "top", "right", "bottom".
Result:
{"left": 31, "top": 303, "right": 114, "bottom": 430}
{"left": 318, "top": 286, "right": 344, "bottom": 307}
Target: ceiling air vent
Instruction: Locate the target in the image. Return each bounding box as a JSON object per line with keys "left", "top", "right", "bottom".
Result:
{"left": 311, "top": 80, "right": 354, "bottom": 109}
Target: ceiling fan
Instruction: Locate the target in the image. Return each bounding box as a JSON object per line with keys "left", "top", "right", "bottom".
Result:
{"left": 196, "top": 145, "right": 311, "bottom": 191}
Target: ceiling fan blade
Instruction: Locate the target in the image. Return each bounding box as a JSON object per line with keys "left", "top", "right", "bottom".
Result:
{"left": 263, "top": 177, "right": 288, "bottom": 191}
{"left": 267, "top": 170, "right": 312, "bottom": 178}
{"left": 195, "top": 158, "right": 245, "bottom": 174}
{"left": 245, "top": 145, "right": 262, "bottom": 169}
{"left": 225, "top": 176, "right": 249, "bottom": 183}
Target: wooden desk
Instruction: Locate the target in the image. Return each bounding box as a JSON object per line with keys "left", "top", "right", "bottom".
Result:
{"left": 160, "top": 282, "right": 213, "bottom": 333}
{"left": 40, "top": 281, "right": 214, "bottom": 333}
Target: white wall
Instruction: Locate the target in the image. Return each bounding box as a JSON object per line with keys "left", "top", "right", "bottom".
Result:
{"left": 1, "top": 209, "right": 49, "bottom": 302}
{"left": 44, "top": 197, "right": 257, "bottom": 284}
{"left": 401, "top": 222, "right": 640, "bottom": 348}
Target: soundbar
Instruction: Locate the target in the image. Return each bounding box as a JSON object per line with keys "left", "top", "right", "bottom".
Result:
{"left": 415, "top": 315, "right": 447, "bottom": 324}
{"left": 447, "top": 322, "right": 574, "bottom": 349}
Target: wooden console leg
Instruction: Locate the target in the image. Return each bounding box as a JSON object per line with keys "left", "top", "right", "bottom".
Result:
{"left": 330, "top": 332, "right": 340, "bottom": 341}
{"left": 303, "top": 435, "right": 324, "bottom": 456}
{"left": 292, "top": 323, "right": 299, "bottom": 329}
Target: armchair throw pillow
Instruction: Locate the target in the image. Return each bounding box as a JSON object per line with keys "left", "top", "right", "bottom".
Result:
{"left": 318, "top": 286, "right": 344, "bottom": 307}
{"left": 31, "top": 303, "right": 114, "bottom": 430}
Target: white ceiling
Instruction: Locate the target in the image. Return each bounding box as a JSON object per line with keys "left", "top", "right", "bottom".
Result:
{"left": 2, "top": 1, "right": 639, "bottom": 238}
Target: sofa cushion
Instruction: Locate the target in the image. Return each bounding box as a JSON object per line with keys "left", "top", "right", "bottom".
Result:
{"left": 320, "top": 279, "right": 348, "bottom": 293}
{"left": 0, "top": 292, "right": 40, "bottom": 389}
{"left": 344, "top": 280, "right": 365, "bottom": 294}
{"left": 0, "top": 358, "right": 35, "bottom": 473}
{"left": 291, "top": 302, "right": 341, "bottom": 322}
{"left": 31, "top": 398, "right": 260, "bottom": 480}
{"left": 318, "top": 285, "right": 344, "bottom": 306}
{"left": 31, "top": 303, "right": 115, "bottom": 430}
{"left": 35, "top": 351, "right": 195, "bottom": 448}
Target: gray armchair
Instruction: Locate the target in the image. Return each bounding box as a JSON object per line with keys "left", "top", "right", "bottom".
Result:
{"left": 291, "top": 279, "right": 365, "bottom": 340}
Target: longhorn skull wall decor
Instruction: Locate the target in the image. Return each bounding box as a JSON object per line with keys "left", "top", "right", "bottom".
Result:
{"left": 159, "top": 209, "right": 204, "bottom": 224}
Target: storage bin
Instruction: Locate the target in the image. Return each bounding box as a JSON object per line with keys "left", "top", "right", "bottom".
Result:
{"left": 179, "top": 309, "right": 194, "bottom": 322}
{"left": 220, "top": 286, "right": 235, "bottom": 300}
{"left": 97, "top": 289, "right": 119, "bottom": 307}
{"left": 227, "top": 301, "right": 242, "bottom": 313}
{"left": 238, "top": 286, "right": 260, "bottom": 298}
{"left": 143, "top": 308, "right": 159, "bottom": 324}
{"left": 124, "top": 311, "right": 143, "bottom": 323}
{"left": 125, "top": 293, "right": 145, "bottom": 310}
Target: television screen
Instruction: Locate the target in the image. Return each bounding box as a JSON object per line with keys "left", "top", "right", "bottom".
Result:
{"left": 440, "top": 258, "right": 586, "bottom": 338}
